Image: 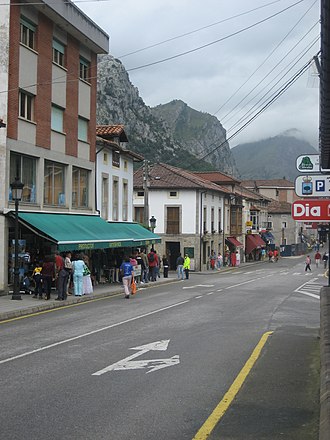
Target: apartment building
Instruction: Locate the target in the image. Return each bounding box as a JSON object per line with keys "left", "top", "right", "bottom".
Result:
{"left": 0, "top": 0, "right": 109, "bottom": 292}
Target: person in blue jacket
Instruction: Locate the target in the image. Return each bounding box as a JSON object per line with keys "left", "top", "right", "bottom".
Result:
{"left": 120, "top": 256, "right": 134, "bottom": 299}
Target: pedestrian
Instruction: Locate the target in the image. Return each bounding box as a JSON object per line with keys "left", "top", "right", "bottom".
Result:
{"left": 147, "top": 248, "right": 159, "bottom": 281}
{"left": 216, "top": 252, "right": 223, "bottom": 270}
{"left": 140, "top": 249, "right": 149, "bottom": 283}
{"left": 322, "top": 252, "right": 328, "bottom": 269}
{"left": 32, "top": 261, "right": 43, "bottom": 299}
{"left": 135, "top": 251, "right": 145, "bottom": 284}
{"left": 163, "top": 255, "right": 169, "bottom": 278}
{"left": 273, "top": 249, "right": 279, "bottom": 262}
{"left": 42, "top": 255, "right": 55, "bottom": 300}
{"left": 230, "top": 251, "right": 236, "bottom": 267}
{"left": 120, "top": 255, "right": 134, "bottom": 299}
{"left": 64, "top": 252, "right": 73, "bottom": 295}
{"left": 72, "top": 253, "right": 85, "bottom": 296}
{"left": 315, "top": 251, "right": 321, "bottom": 268}
{"left": 183, "top": 254, "right": 191, "bottom": 279}
{"left": 176, "top": 253, "right": 184, "bottom": 280}
{"left": 82, "top": 256, "right": 93, "bottom": 295}
{"left": 235, "top": 251, "right": 240, "bottom": 267}
{"left": 56, "top": 265, "right": 69, "bottom": 301}
{"left": 305, "top": 255, "right": 312, "bottom": 272}
{"left": 210, "top": 250, "right": 216, "bottom": 270}
{"left": 268, "top": 250, "right": 273, "bottom": 262}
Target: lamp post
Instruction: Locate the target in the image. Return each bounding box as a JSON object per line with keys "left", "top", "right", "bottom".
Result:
{"left": 149, "top": 215, "right": 156, "bottom": 233}
{"left": 10, "top": 177, "right": 24, "bottom": 300}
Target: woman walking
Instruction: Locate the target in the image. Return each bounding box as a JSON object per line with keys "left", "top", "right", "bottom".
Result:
{"left": 72, "top": 254, "right": 85, "bottom": 296}
{"left": 42, "top": 256, "right": 55, "bottom": 300}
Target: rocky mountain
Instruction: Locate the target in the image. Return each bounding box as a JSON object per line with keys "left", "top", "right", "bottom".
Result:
{"left": 231, "top": 135, "right": 318, "bottom": 181}
{"left": 96, "top": 55, "right": 237, "bottom": 174}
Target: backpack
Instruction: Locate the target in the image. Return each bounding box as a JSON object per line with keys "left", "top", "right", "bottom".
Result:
{"left": 148, "top": 253, "right": 155, "bottom": 263}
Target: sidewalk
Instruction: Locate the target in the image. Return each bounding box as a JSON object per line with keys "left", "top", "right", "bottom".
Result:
{"left": 0, "top": 261, "right": 263, "bottom": 323}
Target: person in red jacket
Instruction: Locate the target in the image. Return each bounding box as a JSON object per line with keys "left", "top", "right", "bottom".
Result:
{"left": 147, "top": 249, "right": 159, "bottom": 282}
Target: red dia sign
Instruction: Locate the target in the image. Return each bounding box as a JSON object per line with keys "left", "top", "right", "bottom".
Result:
{"left": 292, "top": 200, "right": 330, "bottom": 222}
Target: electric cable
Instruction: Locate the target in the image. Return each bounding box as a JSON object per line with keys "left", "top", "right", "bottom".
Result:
{"left": 126, "top": 0, "right": 306, "bottom": 72}
{"left": 213, "top": 0, "right": 318, "bottom": 117}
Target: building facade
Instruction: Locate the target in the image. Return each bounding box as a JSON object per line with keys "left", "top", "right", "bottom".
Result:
{"left": 0, "top": 0, "right": 109, "bottom": 293}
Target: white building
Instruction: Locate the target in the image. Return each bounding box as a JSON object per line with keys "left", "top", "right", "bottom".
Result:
{"left": 133, "top": 163, "right": 229, "bottom": 271}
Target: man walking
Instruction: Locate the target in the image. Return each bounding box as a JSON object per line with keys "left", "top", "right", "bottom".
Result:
{"left": 183, "top": 254, "right": 191, "bottom": 279}
{"left": 176, "top": 253, "right": 184, "bottom": 280}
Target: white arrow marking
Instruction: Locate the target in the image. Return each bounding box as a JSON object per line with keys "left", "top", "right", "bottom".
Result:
{"left": 92, "top": 340, "right": 180, "bottom": 376}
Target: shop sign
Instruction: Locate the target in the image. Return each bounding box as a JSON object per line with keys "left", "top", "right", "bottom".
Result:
{"left": 292, "top": 199, "right": 330, "bottom": 222}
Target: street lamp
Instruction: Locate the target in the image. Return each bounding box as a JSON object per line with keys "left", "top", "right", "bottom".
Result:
{"left": 10, "top": 177, "right": 24, "bottom": 300}
{"left": 149, "top": 215, "right": 156, "bottom": 233}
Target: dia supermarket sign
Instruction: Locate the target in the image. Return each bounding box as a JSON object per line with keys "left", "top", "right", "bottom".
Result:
{"left": 292, "top": 200, "right": 330, "bottom": 222}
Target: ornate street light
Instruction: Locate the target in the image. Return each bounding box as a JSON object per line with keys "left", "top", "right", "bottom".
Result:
{"left": 149, "top": 215, "right": 156, "bottom": 233}
{"left": 10, "top": 177, "right": 24, "bottom": 300}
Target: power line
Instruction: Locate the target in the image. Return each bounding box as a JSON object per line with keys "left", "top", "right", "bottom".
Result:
{"left": 126, "top": 0, "right": 306, "bottom": 72}
{"left": 118, "top": 0, "right": 284, "bottom": 58}
{"left": 213, "top": 0, "right": 318, "bottom": 117}
{"left": 0, "top": 0, "right": 112, "bottom": 5}
{"left": 185, "top": 56, "right": 316, "bottom": 170}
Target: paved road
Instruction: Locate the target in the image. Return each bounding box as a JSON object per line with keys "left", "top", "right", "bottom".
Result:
{"left": 0, "top": 257, "right": 321, "bottom": 439}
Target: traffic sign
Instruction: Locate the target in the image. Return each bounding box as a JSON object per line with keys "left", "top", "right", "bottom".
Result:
{"left": 296, "top": 154, "right": 320, "bottom": 173}
{"left": 292, "top": 200, "right": 330, "bottom": 222}
{"left": 295, "top": 175, "right": 330, "bottom": 197}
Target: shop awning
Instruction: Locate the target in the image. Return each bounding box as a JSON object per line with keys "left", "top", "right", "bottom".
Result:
{"left": 245, "top": 234, "right": 266, "bottom": 255}
{"left": 226, "top": 236, "right": 243, "bottom": 247}
{"left": 261, "top": 232, "right": 275, "bottom": 243}
{"left": 17, "top": 213, "right": 161, "bottom": 251}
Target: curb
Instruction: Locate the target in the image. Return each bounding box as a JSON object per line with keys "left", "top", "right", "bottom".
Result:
{"left": 320, "top": 287, "right": 330, "bottom": 440}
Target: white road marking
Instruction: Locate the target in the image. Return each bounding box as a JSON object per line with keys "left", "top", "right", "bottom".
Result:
{"left": 298, "top": 291, "right": 320, "bottom": 299}
{"left": 182, "top": 284, "right": 215, "bottom": 289}
{"left": 207, "top": 292, "right": 214, "bottom": 295}
{"left": 93, "top": 340, "right": 180, "bottom": 375}
{"left": 217, "top": 289, "right": 223, "bottom": 292}
{"left": 225, "top": 278, "right": 260, "bottom": 289}
{"left": 0, "top": 300, "right": 189, "bottom": 366}
{"left": 195, "top": 295, "right": 203, "bottom": 299}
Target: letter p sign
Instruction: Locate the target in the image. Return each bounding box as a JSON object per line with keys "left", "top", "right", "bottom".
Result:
{"left": 316, "top": 180, "right": 325, "bottom": 192}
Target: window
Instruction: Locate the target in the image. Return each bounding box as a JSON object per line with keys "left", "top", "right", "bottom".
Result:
{"left": 169, "top": 191, "right": 178, "bottom": 198}
{"left": 166, "top": 207, "right": 180, "bottom": 234}
{"left": 134, "top": 207, "right": 144, "bottom": 224}
{"left": 101, "top": 177, "right": 109, "bottom": 220}
{"left": 112, "top": 178, "right": 119, "bottom": 221}
{"left": 203, "top": 207, "right": 207, "bottom": 233}
{"left": 211, "top": 207, "right": 215, "bottom": 232}
{"left": 122, "top": 181, "right": 128, "bottom": 221}
{"left": 282, "top": 221, "right": 287, "bottom": 229}
{"left": 112, "top": 151, "right": 120, "bottom": 168}
{"left": 267, "top": 221, "right": 273, "bottom": 229}
{"left": 78, "top": 117, "right": 88, "bottom": 142}
{"left": 51, "top": 105, "right": 64, "bottom": 132}
{"left": 218, "top": 208, "right": 222, "bottom": 232}
{"left": 52, "top": 39, "right": 65, "bottom": 67}
{"left": 20, "top": 17, "right": 36, "bottom": 50}
{"left": 9, "top": 153, "right": 37, "bottom": 203}
{"left": 250, "top": 210, "right": 259, "bottom": 230}
{"left": 79, "top": 57, "right": 90, "bottom": 81}
{"left": 72, "top": 167, "right": 89, "bottom": 208}
{"left": 103, "top": 153, "right": 108, "bottom": 164}
{"left": 137, "top": 191, "right": 144, "bottom": 197}
{"left": 124, "top": 160, "right": 128, "bottom": 170}
{"left": 44, "top": 161, "right": 65, "bottom": 206}
{"left": 19, "top": 91, "right": 34, "bottom": 121}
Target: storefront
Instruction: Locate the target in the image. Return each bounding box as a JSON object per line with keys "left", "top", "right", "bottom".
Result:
{"left": 245, "top": 234, "right": 266, "bottom": 261}
{"left": 7, "top": 212, "right": 161, "bottom": 285}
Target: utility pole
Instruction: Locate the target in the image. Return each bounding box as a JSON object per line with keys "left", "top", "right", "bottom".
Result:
{"left": 143, "top": 160, "right": 150, "bottom": 227}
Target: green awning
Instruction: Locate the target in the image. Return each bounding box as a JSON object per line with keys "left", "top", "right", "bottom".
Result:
{"left": 17, "top": 213, "right": 161, "bottom": 251}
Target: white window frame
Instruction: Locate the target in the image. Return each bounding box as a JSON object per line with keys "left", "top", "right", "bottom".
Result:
{"left": 52, "top": 39, "right": 65, "bottom": 67}
{"left": 79, "top": 57, "right": 90, "bottom": 82}
{"left": 51, "top": 105, "right": 64, "bottom": 133}
{"left": 20, "top": 17, "right": 36, "bottom": 50}
{"left": 19, "top": 91, "right": 34, "bottom": 121}
{"left": 78, "top": 117, "right": 88, "bottom": 142}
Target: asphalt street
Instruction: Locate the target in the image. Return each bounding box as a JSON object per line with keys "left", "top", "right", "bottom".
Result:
{"left": 0, "top": 257, "right": 322, "bottom": 439}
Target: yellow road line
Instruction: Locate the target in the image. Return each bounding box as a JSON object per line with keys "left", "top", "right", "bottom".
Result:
{"left": 0, "top": 294, "right": 121, "bottom": 324}
{"left": 193, "top": 331, "right": 273, "bottom": 440}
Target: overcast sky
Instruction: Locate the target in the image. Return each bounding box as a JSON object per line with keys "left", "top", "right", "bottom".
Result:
{"left": 79, "top": 0, "right": 320, "bottom": 148}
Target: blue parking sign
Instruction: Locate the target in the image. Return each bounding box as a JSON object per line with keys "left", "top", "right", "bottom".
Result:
{"left": 316, "top": 180, "right": 325, "bottom": 192}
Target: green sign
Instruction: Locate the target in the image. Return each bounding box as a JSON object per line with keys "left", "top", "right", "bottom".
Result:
{"left": 184, "top": 247, "right": 194, "bottom": 258}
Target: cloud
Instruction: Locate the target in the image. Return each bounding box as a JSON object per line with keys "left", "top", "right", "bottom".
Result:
{"left": 79, "top": 0, "right": 320, "bottom": 147}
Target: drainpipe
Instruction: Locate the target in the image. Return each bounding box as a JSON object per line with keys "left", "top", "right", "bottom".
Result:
{"left": 200, "top": 190, "right": 207, "bottom": 271}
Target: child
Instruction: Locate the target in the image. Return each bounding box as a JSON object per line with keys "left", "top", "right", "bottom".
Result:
{"left": 32, "top": 262, "right": 43, "bottom": 299}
